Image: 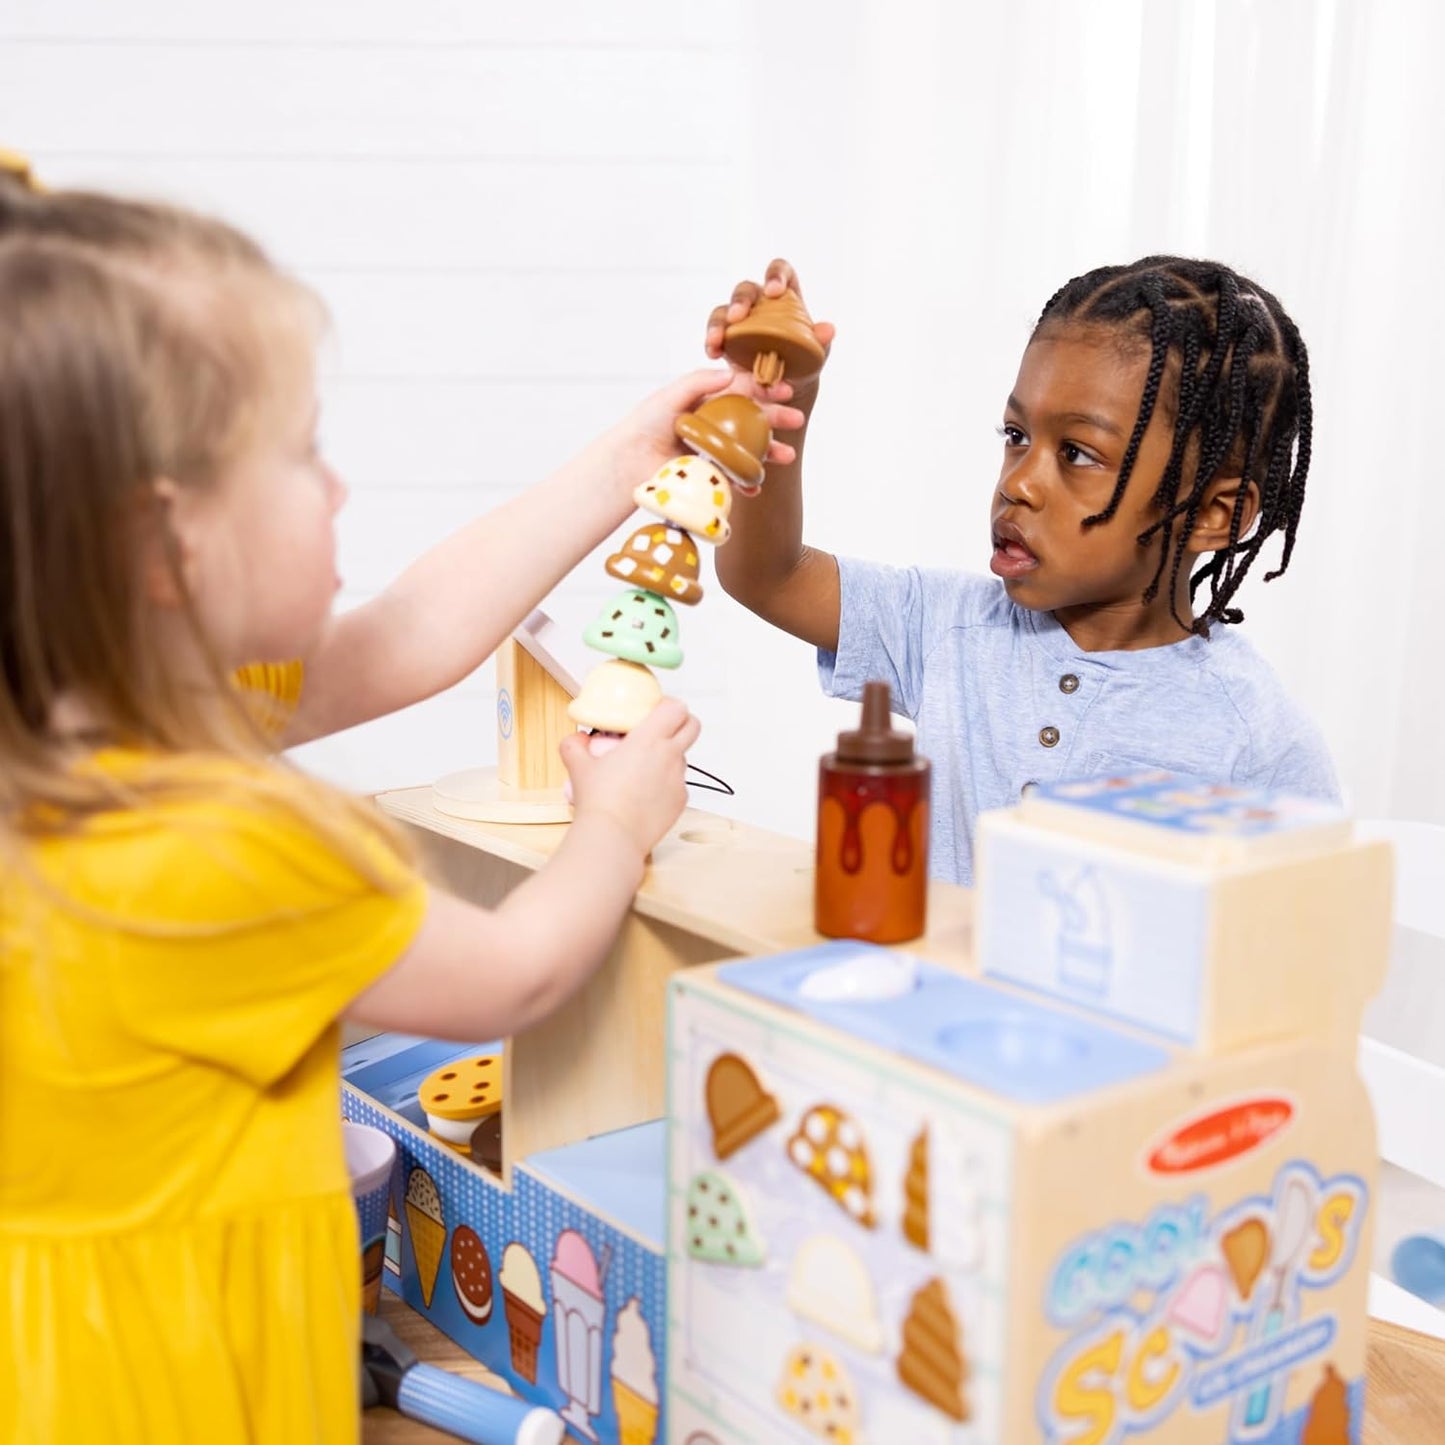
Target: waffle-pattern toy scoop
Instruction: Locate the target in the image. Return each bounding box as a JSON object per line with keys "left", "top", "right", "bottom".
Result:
{"left": 722, "top": 287, "right": 827, "bottom": 388}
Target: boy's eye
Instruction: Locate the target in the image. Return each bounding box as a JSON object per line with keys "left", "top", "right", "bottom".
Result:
{"left": 1060, "top": 442, "right": 1101, "bottom": 467}
{"left": 997, "top": 423, "right": 1027, "bottom": 447}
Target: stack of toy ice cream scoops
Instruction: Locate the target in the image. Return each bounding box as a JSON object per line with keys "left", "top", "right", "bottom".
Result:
{"left": 569, "top": 288, "right": 827, "bottom": 743}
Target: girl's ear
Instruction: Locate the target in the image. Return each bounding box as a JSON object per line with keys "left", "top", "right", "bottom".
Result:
{"left": 138, "top": 478, "right": 195, "bottom": 608}
{"left": 1187, "top": 476, "right": 1260, "bottom": 554}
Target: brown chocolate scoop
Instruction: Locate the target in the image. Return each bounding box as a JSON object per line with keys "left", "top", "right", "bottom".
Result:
{"left": 723, "top": 288, "right": 827, "bottom": 387}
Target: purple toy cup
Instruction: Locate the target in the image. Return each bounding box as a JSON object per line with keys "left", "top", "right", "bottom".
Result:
{"left": 344, "top": 1121, "right": 397, "bottom": 1315}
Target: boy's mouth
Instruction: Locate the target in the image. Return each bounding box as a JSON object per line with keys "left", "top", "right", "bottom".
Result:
{"left": 990, "top": 522, "right": 1039, "bottom": 579}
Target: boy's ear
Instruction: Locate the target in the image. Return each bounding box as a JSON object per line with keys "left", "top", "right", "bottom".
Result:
{"left": 1186, "top": 476, "right": 1260, "bottom": 554}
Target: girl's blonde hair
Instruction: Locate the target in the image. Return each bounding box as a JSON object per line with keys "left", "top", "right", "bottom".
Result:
{"left": 0, "top": 171, "right": 411, "bottom": 891}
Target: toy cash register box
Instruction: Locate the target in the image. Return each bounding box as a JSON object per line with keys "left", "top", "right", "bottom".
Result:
{"left": 666, "top": 772, "right": 1389, "bottom": 1444}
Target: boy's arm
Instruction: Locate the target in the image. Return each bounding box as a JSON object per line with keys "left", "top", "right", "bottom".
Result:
{"left": 708, "top": 263, "right": 842, "bottom": 652}
{"left": 281, "top": 370, "right": 804, "bottom": 746}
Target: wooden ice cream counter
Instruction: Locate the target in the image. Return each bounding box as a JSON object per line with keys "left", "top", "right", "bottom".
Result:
{"left": 375, "top": 772, "right": 1389, "bottom": 1445}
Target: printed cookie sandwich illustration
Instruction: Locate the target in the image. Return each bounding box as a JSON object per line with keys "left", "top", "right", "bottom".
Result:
{"left": 450, "top": 1224, "right": 494, "bottom": 1325}
{"left": 610, "top": 1296, "right": 659, "bottom": 1445}
{"left": 775, "top": 1342, "right": 860, "bottom": 1444}
{"left": 403, "top": 1166, "right": 445, "bottom": 1309}
{"left": 706, "top": 1051, "right": 780, "bottom": 1160}
{"left": 499, "top": 1241, "right": 545, "bottom": 1384}
{"left": 685, "top": 1169, "right": 765, "bottom": 1266}
{"left": 896, "top": 1276, "right": 970, "bottom": 1422}
{"left": 1222, "top": 1216, "right": 1271, "bottom": 1301}
{"left": 787, "top": 1103, "right": 876, "bottom": 1228}
{"left": 786, "top": 1235, "right": 884, "bottom": 1353}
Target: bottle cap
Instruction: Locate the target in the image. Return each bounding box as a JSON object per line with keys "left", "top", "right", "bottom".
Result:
{"left": 835, "top": 681, "right": 914, "bottom": 764}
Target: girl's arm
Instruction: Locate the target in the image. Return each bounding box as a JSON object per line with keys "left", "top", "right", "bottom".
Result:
{"left": 344, "top": 698, "right": 699, "bottom": 1040}
{"left": 284, "top": 373, "right": 803, "bottom": 746}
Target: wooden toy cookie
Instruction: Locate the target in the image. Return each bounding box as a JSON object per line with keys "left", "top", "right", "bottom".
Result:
{"left": 419, "top": 1055, "right": 503, "bottom": 1155}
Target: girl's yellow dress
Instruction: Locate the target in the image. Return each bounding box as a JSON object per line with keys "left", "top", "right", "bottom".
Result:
{"left": 0, "top": 750, "right": 426, "bottom": 1444}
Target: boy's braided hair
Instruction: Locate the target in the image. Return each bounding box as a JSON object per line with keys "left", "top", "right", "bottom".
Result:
{"left": 1035, "top": 255, "right": 1310, "bottom": 632}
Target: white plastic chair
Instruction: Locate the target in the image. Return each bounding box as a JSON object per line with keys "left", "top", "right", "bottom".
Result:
{"left": 1355, "top": 819, "right": 1445, "bottom": 1337}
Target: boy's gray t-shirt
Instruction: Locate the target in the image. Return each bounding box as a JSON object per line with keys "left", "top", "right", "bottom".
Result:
{"left": 818, "top": 558, "right": 1340, "bottom": 886}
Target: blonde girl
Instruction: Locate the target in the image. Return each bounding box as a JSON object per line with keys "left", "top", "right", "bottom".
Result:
{"left": 0, "top": 171, "right": 758, "bottom": 1443}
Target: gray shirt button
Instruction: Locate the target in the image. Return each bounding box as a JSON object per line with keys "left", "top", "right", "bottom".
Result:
{"left": 1039, "top": 726, "right": 1060, "bottom": 748}
{"left": 1059, "top": 673, "right": 1080, "bottom": 694}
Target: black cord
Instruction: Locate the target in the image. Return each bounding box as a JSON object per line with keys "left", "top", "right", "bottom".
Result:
{"left": 686, "top": 762, "right": 735, "bottom": 796}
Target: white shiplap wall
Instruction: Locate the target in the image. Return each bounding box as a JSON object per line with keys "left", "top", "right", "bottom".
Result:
{"left": 7, "top": 3, "right": 1437, "bottom": 843}
{"left": 0, "top": 0, "right": 757, "bottom": 797}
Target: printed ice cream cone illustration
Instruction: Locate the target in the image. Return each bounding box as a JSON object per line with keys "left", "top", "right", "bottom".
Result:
{"left": 499, "top": 1241, "right": 545, "bottom": 1384}
{"left": 610, "top": 1297, "right": 658, "bottom": 1445}
{"left": 1222, "top": 1217, "right": 1271, "bottom": 1301}
{"left": 361, "top": 1239, "right": 386, "bottom": 1315}
{"left": 403, "top": 1166, "right": 445, "bottom": 1309}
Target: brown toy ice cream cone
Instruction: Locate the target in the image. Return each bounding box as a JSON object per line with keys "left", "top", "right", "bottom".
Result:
{"left": 723, "top": 287, "right": 827, "bottom": 387}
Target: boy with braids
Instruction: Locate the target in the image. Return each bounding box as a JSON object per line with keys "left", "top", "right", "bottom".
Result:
{"left": 711, "top": 257, "right": 1337, "bottom": 885}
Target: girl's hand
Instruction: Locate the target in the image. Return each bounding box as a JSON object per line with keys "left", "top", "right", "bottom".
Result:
{"left": 595, "top": 369, "right": 806, "bottom": 495}
{"left": 705, "top": 258, "right": 836, "bottom": 406}
{"left": 560, "top": 698, "right": 702, "bottom": 856}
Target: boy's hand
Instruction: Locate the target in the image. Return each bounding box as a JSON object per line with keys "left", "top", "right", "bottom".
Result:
{"left": 559, "top": 698, "right": 702, "bottom": 856}
{"left": 595, "top": 369, "right": 806, "bottom": 496}
{"left": 705, "top": 258, "right": 835, "bottom": 408}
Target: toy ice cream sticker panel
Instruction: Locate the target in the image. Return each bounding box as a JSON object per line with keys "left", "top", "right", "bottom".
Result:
{"left": 668, "top": 953, "right": 1015, "bottom": 1444}
{"left": 1035, "top": 1159, "right": 1370, "bottom": 1445}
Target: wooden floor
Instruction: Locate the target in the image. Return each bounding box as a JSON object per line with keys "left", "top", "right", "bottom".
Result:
{"left": 364, "top": 1294, "right": 1445, "bottom": 1444}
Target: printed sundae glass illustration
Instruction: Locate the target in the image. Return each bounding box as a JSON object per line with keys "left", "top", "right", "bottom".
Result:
{"left": 610, "top": 1296, "right": 660, "bottom": 1445}
{"left": 550, "top": 1228, "right": 611, "bottom": 1439}
{"left": 1038, "top": 864, "right": 1114, "bottom": 993}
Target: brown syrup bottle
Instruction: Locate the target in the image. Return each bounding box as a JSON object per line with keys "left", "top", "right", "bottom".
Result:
{"left": 814, "top": 681, "right": 931, "bottom": 943}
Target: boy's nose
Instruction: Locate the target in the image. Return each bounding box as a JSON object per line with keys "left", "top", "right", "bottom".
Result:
{"left": 326, "top": 465, "right": 349, "bottom": 513}
{"left": 1001, "top": 461, "right": 1044, "bottom": 509}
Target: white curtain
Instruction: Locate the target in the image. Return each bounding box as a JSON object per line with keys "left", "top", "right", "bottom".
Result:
{"left": 716, "top": 0, "right": 1445, "bottom": 839}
